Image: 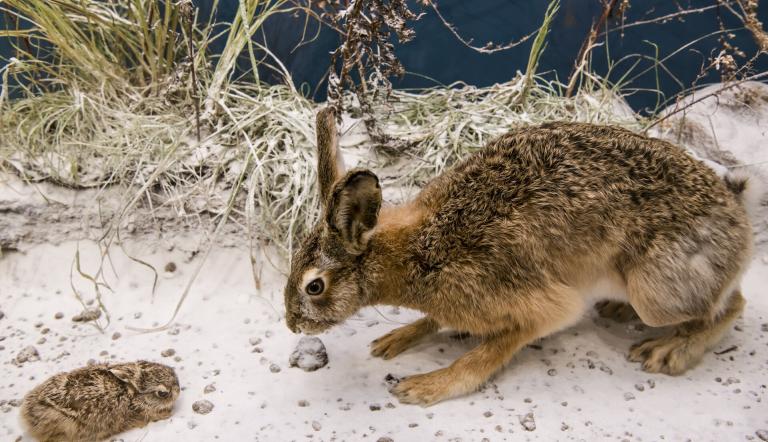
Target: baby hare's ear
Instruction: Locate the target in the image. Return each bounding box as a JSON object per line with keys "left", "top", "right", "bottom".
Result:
{"left": 109, "top": 363, "right": 141, "bottom": 391}
{"left": 326, "top": 169, "right": 382, "bottom": 255}
{"left": 316, "top": 107, "right": 345, "bottom": 203}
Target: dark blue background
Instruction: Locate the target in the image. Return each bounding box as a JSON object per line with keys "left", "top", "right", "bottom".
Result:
{"left": 3, "top": 1, "right": 767, "bottom": 112}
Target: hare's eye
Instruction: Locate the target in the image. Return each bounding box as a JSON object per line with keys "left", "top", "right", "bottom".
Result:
{"left": 156, "top": 390, "right": 170, "bottom": 399}
{"left": 305, "top": 278, "right": 325, "bottom": 296}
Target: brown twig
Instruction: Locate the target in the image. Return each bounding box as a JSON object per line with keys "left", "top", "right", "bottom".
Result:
{"left": 565, "top": 0, "right": 620, "bottom": 97}
{"left": 426, "top": 0, "right": 539, "bottom": 54}
{"left": 645, "top": 70, "right": 768, "bottom": 129}
{"left": 180, "top": 1, "right": 201, "bottom": 142}
{"left": 714, "top": 345, "right": 738, "bottom": 355}
{"left": 600, "top": 4, "right": 721, "bottom": 37}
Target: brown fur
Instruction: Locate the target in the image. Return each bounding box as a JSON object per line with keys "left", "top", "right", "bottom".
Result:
{"left": 21, "top": 361, "right": 180, "bottom": 441}
{"left": 284, "top": 111, "right": 753, "bottom": 406}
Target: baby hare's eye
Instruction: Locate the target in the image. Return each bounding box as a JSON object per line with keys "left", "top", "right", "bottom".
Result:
{"left": 155, "top": 390, "right": 170, "bottom": 399}
{"left": 305, "top": 278, "right": 325, "bottom": 296}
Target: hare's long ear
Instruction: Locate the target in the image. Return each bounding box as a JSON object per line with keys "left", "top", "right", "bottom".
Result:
{"left": 316, "top": 107, "right": 345, "bottom": 204}
{"left": 326, "top": 169, "right": 382, "bottom": 255}
{"left": 109, "top": 363, "right": 141, "bottom": 391}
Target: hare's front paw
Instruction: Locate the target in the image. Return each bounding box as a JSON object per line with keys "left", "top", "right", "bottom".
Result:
{"left": 371, "top": 329, "right": 417, "bottom": 359}
{"left": 389, "top": 369, "right": 452, "bottom": 406}
{"left": 371, "top": 318, "right": 437, "bottom": 359}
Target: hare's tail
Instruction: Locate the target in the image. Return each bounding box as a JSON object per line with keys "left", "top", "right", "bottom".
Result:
{"left": 723, "top": 172, "right": 764, "bottom": 219}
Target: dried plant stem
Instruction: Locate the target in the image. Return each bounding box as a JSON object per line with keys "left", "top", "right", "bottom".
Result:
{"left": 646, "top": 70, "right": 768, "bottom": 129}
{"left": 427, "top": 0, "right": 538, "bottom": 54}
{"left": 566, "top": 0, "right": 620, "bottom": 98}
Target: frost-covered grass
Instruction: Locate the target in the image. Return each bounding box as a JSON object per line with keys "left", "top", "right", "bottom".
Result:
{"left": 0, "top": 0, "right": 642, "bottom": 258}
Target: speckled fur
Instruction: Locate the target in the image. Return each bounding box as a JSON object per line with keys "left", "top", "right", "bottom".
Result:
{"left": 20, "top": 361, "right": 180, "bottom": 442}
{"left": 284, "top": 109, "right": 753, "bottom": 406}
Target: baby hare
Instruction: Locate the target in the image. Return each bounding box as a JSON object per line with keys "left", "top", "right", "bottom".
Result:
{"left": 21, "top": 361, "right": 180, "bottom": 441}
{"left": 283, "top": 108, "right": 753, "bottom": 406}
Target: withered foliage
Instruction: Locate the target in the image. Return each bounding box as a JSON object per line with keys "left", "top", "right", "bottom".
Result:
{"left": 312, "top": 0, "right": 424, "bottom": 152}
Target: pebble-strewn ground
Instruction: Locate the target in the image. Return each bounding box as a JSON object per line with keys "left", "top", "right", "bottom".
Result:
{"left": 1, "top": 239, "right": 766, "bottom": 442}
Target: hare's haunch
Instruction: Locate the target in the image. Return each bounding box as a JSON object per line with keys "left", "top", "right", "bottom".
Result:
{"left": 284, "top": 109, "right": 752, "bottom": 406}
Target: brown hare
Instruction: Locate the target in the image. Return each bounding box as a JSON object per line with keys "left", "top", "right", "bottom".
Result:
{"left": 21, "top": 361, "right": 180, "bottom": 441}
{"left": 283, "top": 108, "right": 753, "bottom": 406}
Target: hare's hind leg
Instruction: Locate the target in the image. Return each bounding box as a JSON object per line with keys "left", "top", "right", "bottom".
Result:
{"left": 628, "top": 290, "right": 744, "bottom": 374}
{"left": 624, "top": 222, "right": 750, "bottom": 374}
{"left": 371, "top": 317, "right": 439, "bottom": 359}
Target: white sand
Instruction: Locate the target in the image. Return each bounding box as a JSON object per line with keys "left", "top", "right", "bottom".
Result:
{"left": 0, "top": 236, "right": 766, "bottom": 441}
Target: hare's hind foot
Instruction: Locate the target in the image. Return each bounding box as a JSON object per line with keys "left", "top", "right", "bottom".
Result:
{"left": 371, "top": 317, "right": 438, "bottom": 360}
{"left": 628, "top": 290, "right": 745, "bottom": 375}
{"left": 595, "top": 301, "right": 638, "bottom": 323}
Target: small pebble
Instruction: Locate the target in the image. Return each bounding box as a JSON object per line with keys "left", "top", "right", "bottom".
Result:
{"left": 634, "top": 383, "right": 645, "bottom": 392}
{"left": 54, "top": 312, "right": 63, "bottom": 320}
{"left": 519, "top": 412, "right": 536, "bottom": 431}
{"left": 298, "top": 400, "right": 309, "bottom": 407}
{"left": 72, "top": 308, "right": 101, "bottom": 322}
{"left": 249, "top": 337, "right": 262, "bottom": 346}
{"left": 624, "top": 392, "right": 636, "bottom": 401}
{"left": 112, "top": 332, "right": 121, "bottom": 340}
{"left": 269, "top": 363, "right": 281, "bottom": 373}
{"left": 755, "top": 430, "right": 768, "bottom": 441}
{"left": 192, "top": 400, "right": 214, "bottom": 415}
{"left": 204, "top": 383, "right": 216, "bottom": 394}
{"left": 370, "top": 404, "right": 381, "bottom": 411}
{"left": 161, "top": 348, "right": 176, "bottom": 357}
{"left": 384, "top": 373, "right": 402, "bottom": 387}
{"left": 547, "top": 368, "right": 557, "bottom": 376}
{"left": 312, "top": 421, "right": 322, "bottom": 431}
{"left": 483, "top": 411, "right": 493, "bottom": 418}
{"left": 377, "top": 438, "right": 394, "bottom": 442}
{"left": 164, "top": 262, "right": 177, "bottom": 273}
{"left": 16, "top": 346, "right": 39, "bottom": 364}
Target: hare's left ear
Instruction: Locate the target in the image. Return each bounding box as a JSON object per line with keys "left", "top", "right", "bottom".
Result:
{"left": 316, "top": 107, "right": 346, "bottom": 204}
{"left": 326, "top": 169, "right": 382, "bottom": 255}
{"left": 109, "top": 363, "right": 141, "bottom": 391}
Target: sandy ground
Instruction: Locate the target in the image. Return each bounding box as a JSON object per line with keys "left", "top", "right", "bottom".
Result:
{"left": 1, "top": 82, "right": 767, "bottom": 441}
{"left": 0, "top": 235, "right": 767, "bottom": 442}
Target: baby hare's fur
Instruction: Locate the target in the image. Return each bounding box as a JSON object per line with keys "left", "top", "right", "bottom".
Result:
{"left": 21, "top": 361, "right": 180, "bottom": 441}
{"left": 284, "top": 108, "right": 752, "bottom": 406}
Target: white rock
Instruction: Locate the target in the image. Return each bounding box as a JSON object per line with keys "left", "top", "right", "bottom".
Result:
{"left": 289, "top": 337, "right": 328, "bottom": 372}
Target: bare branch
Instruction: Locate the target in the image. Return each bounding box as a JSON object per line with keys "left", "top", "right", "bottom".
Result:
{"left": 426, "top": 0, "right": 539, "bottom": 54}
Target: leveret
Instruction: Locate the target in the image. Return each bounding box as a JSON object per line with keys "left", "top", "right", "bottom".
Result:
{"left": 21, "top": 361, "right": 180, "bottom": 441}
{"left": 284, "top": 108, "right": 753, "bottom": 406}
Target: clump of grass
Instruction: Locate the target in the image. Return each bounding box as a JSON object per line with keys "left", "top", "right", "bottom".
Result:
{"left": 0, "top": 0, "right": 643, "bottom": 257}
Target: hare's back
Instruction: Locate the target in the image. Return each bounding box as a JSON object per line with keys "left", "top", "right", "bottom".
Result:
{"left": 413, "top": 122, "right": 747, "bottom": 275}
